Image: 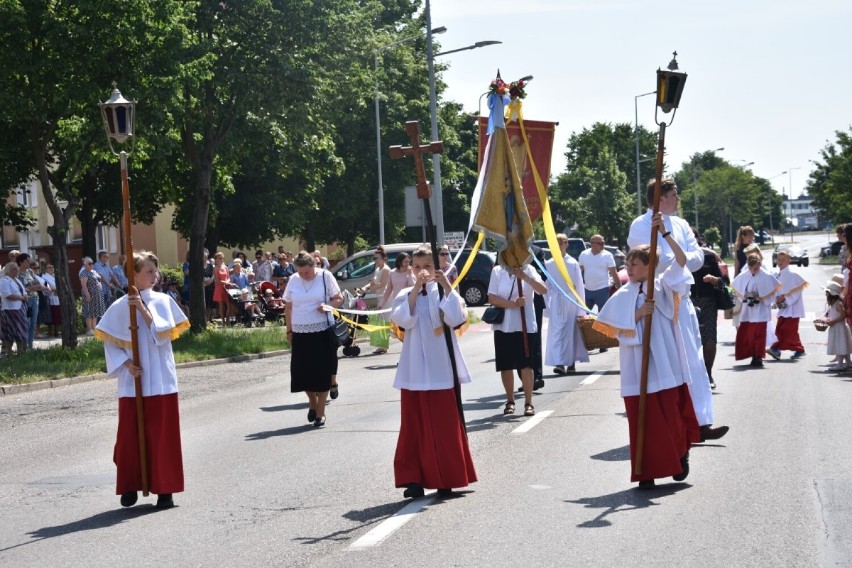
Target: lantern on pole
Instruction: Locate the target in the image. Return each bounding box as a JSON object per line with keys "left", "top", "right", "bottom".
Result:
{"left": 99, "top": 83, "right": 148, "bottom": 497}
{"left": 655, "top": 52, "right": 687, "bottom": 123}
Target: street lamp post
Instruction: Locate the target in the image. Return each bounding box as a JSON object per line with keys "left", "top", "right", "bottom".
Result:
{"left": 374, "top": 27, "right": 446, "bottom": 244}
{"left": 788, "top": 166, "right": 801, "bottom": 242}
{"left": 692, "top": 146, "right": 725, "bottom": 231}
{"left": 426, "top": 0, "right": 500, "bottom": 245}
{"left": 634, "top": 91, "right": 656, "bottom": 215}
{"left": 99, "top": 83, "right": 148, "bottom": 497}
{"left": 766, "top": 171, "right": 787, "bottom": 232}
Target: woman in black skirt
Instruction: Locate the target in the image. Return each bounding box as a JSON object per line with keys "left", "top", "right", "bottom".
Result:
{"left": 283, "top": 251, "right": 344, "bottom": 428}
{"left": 486, "top": 262, "right": 547, "bottom": 417}
{"left": 691, "top": 239, "right": 728, "bottom": 390}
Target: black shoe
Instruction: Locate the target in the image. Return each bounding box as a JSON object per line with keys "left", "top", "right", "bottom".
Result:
{"left": 566, "top": 365, "right": 575, "bottom": 372}
{"left": 533, "top": 378, "right": 545, "bottom": 390}
{"left": 791, "top": 351, "right": 806, "bottom": 360}
{"left": 120, "top": 492, "right": 138, "bottom": 507}
{"left": 329, "top": 384, "right": 339, "bottom": 400}
{"left": 437, "top": 488, "right": 453, "bottom": 497}
{"left": 313, "top": 416, "right": 326, "bottom": 428}
{"left": 155, "top": 494, "right": 174, "bottom": 509}
{"left": 709, "top": 377, "right": 716, "bottom": 390}
{"left": 699, "top": 424, "right": 730, "bottom": 442}
{"left": 553, "top": 366, "right": 566, "bottom": 375}
{"left": 307, "top": 408, "right": 317, "bottom": 423}
{"left": 599, "top": 348, "right": 608, "bottom": 353}
{"left": 637, "top": 479, "right": 656, "bottom": 490}
{"left": 403, "top": 483, "right": 425, "bottom": 499}
{"left": 750, "top": 357, "right": 764, "bottom": 367}
{"left": 673, "top": 452, "right": 690, "bottom": 481}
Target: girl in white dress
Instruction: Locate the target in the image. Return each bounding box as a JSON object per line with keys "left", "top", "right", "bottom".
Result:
{"left": 821, "top": 282, "right": 852, "bottom": 370}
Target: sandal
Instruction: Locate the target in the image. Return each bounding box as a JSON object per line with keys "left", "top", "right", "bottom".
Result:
{"left": 503, "top": 401, "right": 516, "bottom": 415}
{"left": 524, "top": 404, "right": 535, "bottom": 416}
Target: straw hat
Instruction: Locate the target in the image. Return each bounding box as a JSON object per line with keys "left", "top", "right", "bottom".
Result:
{"left": 831, "top": 274, "right": 844, "bottom": 286}
{"left": 824, "top": 280, "right": 843, "bottom": 297}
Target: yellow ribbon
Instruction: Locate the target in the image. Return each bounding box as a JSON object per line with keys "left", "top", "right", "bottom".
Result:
{"left": 451, "top": 232, "right": 485, "bottom": 290}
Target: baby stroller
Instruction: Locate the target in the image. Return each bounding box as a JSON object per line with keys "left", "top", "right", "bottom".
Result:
{"left": 257, "top": 281, "right": 286, "bottom": 324}
{"left": 338, "top": 289, "right": 369, "bottom": 357}
{"left": 226, "top": 288, "right": 266, "bottom": 327}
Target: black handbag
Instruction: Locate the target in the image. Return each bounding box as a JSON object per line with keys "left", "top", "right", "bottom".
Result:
{"left": 482, "top": 306, "right": 505, "bottom": 324}
{"left": 322, "top": 269, "right": 350, "bottom": 347}
{"left": 715, "top": 284, "right": 735, "bottom": 311}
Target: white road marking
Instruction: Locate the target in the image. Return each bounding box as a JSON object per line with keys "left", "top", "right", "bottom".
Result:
{"left": 349, "top": 493, "right": 436, "bottom": 548}
{"left": 511, "top": 410, "right": 554, "bottom": 434}
{"left": 580, "top": 370, "right": 607, "bottom": 386}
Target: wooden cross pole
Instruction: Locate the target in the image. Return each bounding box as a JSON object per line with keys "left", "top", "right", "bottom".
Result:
{"left": 389, "top": 121, "right": 466, "bottom": 427}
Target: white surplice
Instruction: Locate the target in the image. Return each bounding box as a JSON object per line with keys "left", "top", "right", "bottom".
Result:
{"left": 628, "top": 210, "right": 714, "bottom": 425}
{"left": 732, "top": 269, "right": 781, "bottom": 323}
{"left": 595, "top": 264, "right": 692, "bottom": 397}
{"left": 391, "top": 283, "right": 470, "bottom": 391}
{"left": 96, "top": 288, "right": 190, "bottom": 398}
{"left": 543, "top": 255, "right": 589, "bottom": 366}
{"left": 773, "top": 266, "right": 807, "bottom": 319}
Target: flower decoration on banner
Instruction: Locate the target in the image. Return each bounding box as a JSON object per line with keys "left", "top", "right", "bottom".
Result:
{"left": 488, "top": 75, "right": 527, "bottom": 100}
{"left": 508, "top": 79, "right": 527, "bottom": 100}
{"left": 489, "top": 76, "right": 509, "bottom": 96}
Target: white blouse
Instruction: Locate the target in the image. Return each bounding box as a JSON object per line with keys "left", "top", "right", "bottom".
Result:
{"left": 486, "top": 264, "right": 543, "bottom": 333}
{"left": 283, "top": 269, "right": 340, "bottom": 333}
{"left": 0, "top": 275, "right": 26, "bottom": 311}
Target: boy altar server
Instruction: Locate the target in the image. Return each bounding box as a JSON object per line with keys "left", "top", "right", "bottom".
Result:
{"left": 96, "top": 251, "right": 190, "bottom": 509}
{"left": 594, "top": 216, "right": 700, "bottom": 489}
{"left": 732, "top": 254, "right": 782, "bottom": 367}
{"left": 390, "top": 245, "right": 477, "bottom": 499}
{"left": 767, "top": 249, "right": 808, "bottom": 360}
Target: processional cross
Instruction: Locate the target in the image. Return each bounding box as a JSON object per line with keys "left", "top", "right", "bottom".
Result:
{"left": 389, "top": 121, "right": 444, "bottom": 200}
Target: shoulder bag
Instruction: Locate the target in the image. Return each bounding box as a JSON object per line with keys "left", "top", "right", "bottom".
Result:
{"left": 322, "top": 270, "right": 350, "bottom": 347}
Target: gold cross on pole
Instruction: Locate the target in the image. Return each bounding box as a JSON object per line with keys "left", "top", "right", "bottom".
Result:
{"left": 388, "top": 121, "right": 444, "bottom": 199}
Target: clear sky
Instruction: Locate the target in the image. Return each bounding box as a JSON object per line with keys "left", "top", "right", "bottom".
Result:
{"left": 429, "top": 0, "right": 852, "bottom": 199}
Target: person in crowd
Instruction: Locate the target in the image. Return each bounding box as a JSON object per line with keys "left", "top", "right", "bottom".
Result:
{"left": 690, "top": 232, "right": 728, "bottom": 389}
{"left": 310, "top": 251, "right": 330, "bottom": 270}
{"left": 380, "top": 252, "right": 416, "bottom": 312}
{"left": 239, "top": 289, "right": 262, "bottom": 318}
{"left": 236, "top": 252, "right": 254, "bottom": 281}
{"left": 35, "top": 260, "right": 51, "bottom": 339}
{"left": 96, "top": 251, "right": 190, "bottom": 510}
{"left": 182, "top": 251, "right": 191, "bottom": 305}
{"left": 439, "top": 245, "right": 458, "bottom": 284}
{"left": 112, "top": 254, "right": 129, "bottom": 295}
{"left": 844, "top": 225, "right": 852, "bottom": 332}
{"left": 733, "top": 226, "right": 760, "bottom": 278}
{"left": 836, "top": 224, "right": 847, "bottom": 268}
{"left": 16, "top": 254, "right": 45, "bottom": 347}
{"left": 594, "top": 231, "right": 701, "bottom": 489}
{"left": 390, "top": 244, "right": 477, "bottom": 499}
{"left": 212, "top": 252, "right": 233, "bottom": 324}
{"left": 228, "top": 250, "right": 241, "bottom": 270}
{"left": 79, "top": 256, "right": 106, "bottom": 336}
{"left": 545, "top": 234, "right": 589, "bottom": 375}
{"left": 202, "top": 249, "right": 216, "bottom": 322}
{"left": 628, "top": 178, "right": 728, "bottom": 442}
{"left": 230, "top": 259, "right": 251, "bottom": 292}
{"left": 578, "top": 234, "right": 621, "bottom": 313}
{"left": 40, "top": 263, "right": 61, "bottom": 337}
{"left": 820, "top": 280, "right": 852, "bottom": 371}
{"left": 487, "top": 259, "right": 547, "bottom": 417}
{"left": 358, "top": 245, "right": 391, "bottom": 355}
{"left": 0, "top": 262, "right": 29, "bottom": 356}
{"left": 94, "top": 251, "right": 120, "bottom": 308}
{"left": 732, "top": 253, "right": 781, "bottom": 368}
{"left": 283, "top": 251, "right": 343, "bottom": 427}
{"left": 272, "top": 251, "right": 296, "bottom": 290}
{"left": 2, "top": 249, "right": 20, "bottom": 272}
{"left": 767, "top": 249, "right": 808, "bottom": 361}
{"left": 253, "top": 250, "right": 274, "bottom": 283}
{"left": 518, "top": 245, "right": 547, "bottom": 391}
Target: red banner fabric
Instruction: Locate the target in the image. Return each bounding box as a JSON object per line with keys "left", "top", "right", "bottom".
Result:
{"left": 478, "top": 117, "right": 557, "bottom": 223}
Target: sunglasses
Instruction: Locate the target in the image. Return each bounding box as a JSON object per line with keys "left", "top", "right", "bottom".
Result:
{"left": 439, "top": 252, "right": 449, "bottom": 256}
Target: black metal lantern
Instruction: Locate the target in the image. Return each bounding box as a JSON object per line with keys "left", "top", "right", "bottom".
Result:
{"left": 655, "top": 52, "right": 687, "bottom": 122}
{"left": 99, "top": 82, "right": 136, "bottom": 155}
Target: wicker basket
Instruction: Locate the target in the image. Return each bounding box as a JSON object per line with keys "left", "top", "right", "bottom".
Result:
{"left": 814, "top": 320, "right": 829, "bottom": 332}
{"left": 577, "top": 317, "right": 619, "bottom": 350}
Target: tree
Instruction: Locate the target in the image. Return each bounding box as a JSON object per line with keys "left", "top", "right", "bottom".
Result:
{"left": 805, "top": 127, "right": 852, "bottom": 225}
{"left": 702, "top": 226, "right": 721, "bottom": 249}
{"left": 0, "top": 0, "right": 187, "bottom": 348}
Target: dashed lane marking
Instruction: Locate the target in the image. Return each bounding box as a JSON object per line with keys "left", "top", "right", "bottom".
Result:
{"left": 349, "top": 493, "right": 436, "bottom": 548}
{"left": 580, "top": 369, "right": 607, "bottom": 386}
{"left": 511, "top": 410, "right": 554, "bottom": 434}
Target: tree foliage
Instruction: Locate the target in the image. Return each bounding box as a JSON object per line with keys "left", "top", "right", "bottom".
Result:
{"left": 806, "top": 127, "right": 852, "bottom": 225}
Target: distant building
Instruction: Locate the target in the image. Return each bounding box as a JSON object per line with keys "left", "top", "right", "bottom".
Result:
{"left": 782, "top": 196, "right": 821, "bottom": 230}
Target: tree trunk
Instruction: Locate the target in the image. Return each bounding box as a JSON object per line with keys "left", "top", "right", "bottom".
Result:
{"left": 303, "top": 223, "right": 316, "bottom": 252}
{"left": 188, "top": 157, "right": 214, "bottom": 334}
{"left": 79, "top": 198, "right": 99, "bottom": 260}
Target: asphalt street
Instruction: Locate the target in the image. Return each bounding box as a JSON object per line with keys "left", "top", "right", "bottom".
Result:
{"left": 1, "top": 233, "right": 850, "bottom": 567}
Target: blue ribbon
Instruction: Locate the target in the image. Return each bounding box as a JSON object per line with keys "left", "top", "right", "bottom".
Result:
{"left": 531, "top": 253, "right": 594, "bottom": 315}
{"left": 486, "top": 93, "right": 508, "bottom": 136}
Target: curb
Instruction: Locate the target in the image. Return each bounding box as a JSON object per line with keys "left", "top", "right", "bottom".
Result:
{"left": 0, "top": 349, "right": 293, "bottom": 397}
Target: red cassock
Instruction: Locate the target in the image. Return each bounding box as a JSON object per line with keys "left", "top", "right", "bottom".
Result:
{"left": 115, "top": 394, "right": 185, "bottom": 494}
{"left": 624, "top": 384, "right": 701, "bottom": 482}
{"left": 771, "top": 316, "right": 804, "bottom": 352}
{"left": 736, "top": 321, "right": 767, "bottom": 360}
{"left": 394, "top": 388, "right": 477, "bottom": 490}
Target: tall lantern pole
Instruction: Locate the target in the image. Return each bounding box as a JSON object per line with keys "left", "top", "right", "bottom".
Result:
{"left": 634, "top": 53, "right": 687, "bottom": 476}
{"left": 99, "top": 83, "right": 148, "bottom": 497}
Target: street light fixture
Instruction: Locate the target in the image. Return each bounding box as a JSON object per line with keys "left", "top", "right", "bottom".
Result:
{"left": 426, "top": 0, "right": 501, "bottom": 245}
{"left": 374, "top": 26, "right": 447, "bottom": 244}
{"left": 634, "top": 90, "right": 656, "bottom": 214}
{"left": 765, "top": 171, "right": 787, "bottom": 232}
{"left": 787, "top": 166, "right": 802, "bottom": 241}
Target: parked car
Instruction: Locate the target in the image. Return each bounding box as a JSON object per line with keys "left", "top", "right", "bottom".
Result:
{"left": 820, "top": 241, "right": 843, "bottom": 257}
{"left": 772, "top": 244, "right": 809, "bottom": 267}
{"left": 533, "top": 238, "right": 587, "bottom": 260}
{"left": 331, "top": 243, "right": 495, "bottom": 307}
{"left": 755, "top": 230, "right": 774, "bottom": 245}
